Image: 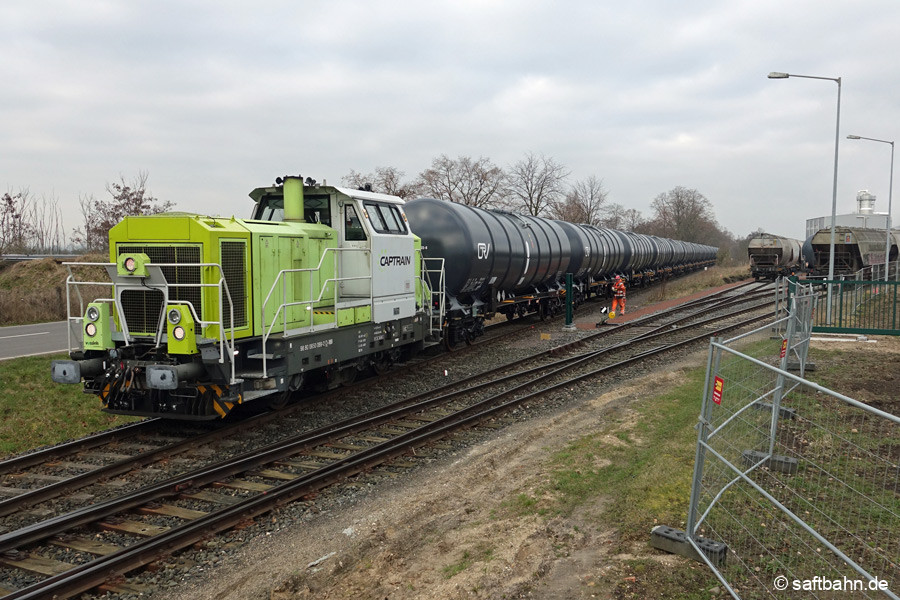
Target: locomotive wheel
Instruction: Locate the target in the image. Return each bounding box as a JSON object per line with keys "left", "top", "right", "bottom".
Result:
{"left": 268, "top": 373, "right": 304, "bottom": 410}
{"left": 268, "top": 391, "right": 292, "bottom": 411}
{"left": 443, "top": 326, "right": 456, "bottom": 351}
{"left": 340, "top": 367, "right": 358, "bottom": 386}
{"left": 373, "top": 353, "right": 391, "bottom": 375}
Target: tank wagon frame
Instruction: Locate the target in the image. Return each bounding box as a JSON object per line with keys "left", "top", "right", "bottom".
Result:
{"left": 52, "top": 178, "right": 717, "bottom": 420}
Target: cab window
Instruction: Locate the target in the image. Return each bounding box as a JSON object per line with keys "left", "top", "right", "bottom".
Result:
{"left": 366, "top": 204, "right": 388, "bottom": 231}
{"left": 345, "top": 205, "right": 367, "bottom": 241}
{"left": 304, "top": 195, "right": 332, "bottom": 226}
{"left": 251, "top": 193, "right": 332, "bottom": 226}
{"left": 364, "top": 201, "right": 408, "bottom": 234}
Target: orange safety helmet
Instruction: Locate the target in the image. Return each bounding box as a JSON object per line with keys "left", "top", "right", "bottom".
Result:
{"left": 615, "top": 275, "right": 621, "bottom": 280}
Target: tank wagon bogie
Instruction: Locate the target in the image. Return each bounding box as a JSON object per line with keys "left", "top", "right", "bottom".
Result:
{"left": 52, "top": 178, "right": 717, "bottom": 420}
{"left": 747, "top": 232, "right": 805, "bottom": 280}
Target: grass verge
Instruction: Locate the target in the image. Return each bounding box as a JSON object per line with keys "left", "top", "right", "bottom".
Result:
{"left": 0, "top": 353, "right": 140, "bottom": 457}
{"left": 507, "top": 367, "right": 706, "bottom": 536}
{"left": 499, "top": 364, "right": 722, "bottom": 598}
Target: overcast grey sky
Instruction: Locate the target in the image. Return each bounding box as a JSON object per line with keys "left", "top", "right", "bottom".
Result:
{"left": 3, "top": 0, "right": 899, "bottom": 242}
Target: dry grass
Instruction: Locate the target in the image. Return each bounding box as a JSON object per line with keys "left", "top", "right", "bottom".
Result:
{"left": 0, "top": 255, "right": 107, "bottom": 326}
{"left": 646, "top": 264, "right": 750, "bottom": 303}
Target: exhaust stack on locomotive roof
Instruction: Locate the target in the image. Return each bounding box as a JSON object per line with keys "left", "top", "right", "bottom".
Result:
{"left": 282, "top": 175, "right": 305, "bottom": 222}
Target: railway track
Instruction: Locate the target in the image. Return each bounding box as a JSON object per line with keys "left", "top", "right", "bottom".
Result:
{"left": 0, "top": 281, "right": 775, "bottom": 598}
{"left": 0, "top": 281, "right": 760, "bottom": 530}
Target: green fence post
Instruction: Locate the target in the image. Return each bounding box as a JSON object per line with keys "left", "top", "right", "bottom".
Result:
{"left": 839, "top": 281, "right": 844, "bottom": 328}
{"left": 891, "top": 281, "right": 900, "bottom": 330}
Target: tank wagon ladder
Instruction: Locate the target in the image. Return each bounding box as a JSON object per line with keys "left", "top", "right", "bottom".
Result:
{"left": 259, "top": 246, "right": 373, "bottom": 377}
{"left": 61, "top": 260, "right": 239, "bottom": 384}
{"left": 418, "top": 253, "right": 446, "bottom": 341}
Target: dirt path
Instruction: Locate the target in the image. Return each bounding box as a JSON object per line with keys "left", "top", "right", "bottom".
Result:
{"left": 164, "top": 356, "right": 705, "bottom": 600}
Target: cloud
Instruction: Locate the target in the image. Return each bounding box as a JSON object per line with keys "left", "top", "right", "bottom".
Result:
{"left": 2, "top": 0, "right": 900, "bottom": 241}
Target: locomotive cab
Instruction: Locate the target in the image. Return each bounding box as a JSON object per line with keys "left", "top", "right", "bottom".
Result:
{"left": 250, "top": 181, "right": 418, "bottom": 324}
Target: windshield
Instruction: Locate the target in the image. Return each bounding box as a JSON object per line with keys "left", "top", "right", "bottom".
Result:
{"left": 252, "top": 194, "right": 332, "bottom": 226}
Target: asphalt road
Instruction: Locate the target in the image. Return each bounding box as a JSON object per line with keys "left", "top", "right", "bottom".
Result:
{"left": 0, "top": 321, "right": 77, "bottom": 360}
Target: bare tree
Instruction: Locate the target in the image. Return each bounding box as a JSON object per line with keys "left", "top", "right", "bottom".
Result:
{"left": 646, "top": 186, "right": 719, "bottom": 243}
{"left": 342, "top": 166, "right": 418, "bottom": 199}
{"left": 416, "top": 155, "right": 506, "bottom": 208}
{"left": 26, "top": 193, "right": 67, "bottom": 253}
{"left": 621, "top": 207, "right": 645, "bottom": 232}
{"left": 505, "top": 152, "right": 570, "bottom": 217}
{"left": 0, "top": 189, "right": 33, "bottom": 255}
{"left": 550, "top": 176, "right": 607, "bottom": 225}
{"left": 72, "top": 172, "right": 173, "bottom": 251}
{"left": 598, "top": 202, "right": 624, "bottom": 229}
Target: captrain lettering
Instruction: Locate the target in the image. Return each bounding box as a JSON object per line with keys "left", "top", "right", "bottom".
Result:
{"left": 380, "top": 255, "right": 412, "bottom": 267}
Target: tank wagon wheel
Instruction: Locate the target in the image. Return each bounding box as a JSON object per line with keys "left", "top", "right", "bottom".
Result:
{"left": 338, "top": 364, "right": 361, "bottom": 386}
{"left": 464, "top": 329, "right": 474, "bottom": 346}
{"left": 505, "top": 310, "right": 515, "bottom": 321}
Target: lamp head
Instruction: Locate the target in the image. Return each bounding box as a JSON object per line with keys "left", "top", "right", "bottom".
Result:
{"left": 768, "top": 72, "right": 790, "bottom": 79}
{"left": 847, "top": 135, "right": 861, "bottom": 140}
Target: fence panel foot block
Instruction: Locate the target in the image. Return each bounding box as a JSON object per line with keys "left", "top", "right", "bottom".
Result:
{"left": 741, "top": 449, "right": 799, "bottom": 474}
{"left": 650, "top": 525, "right": 727, "bottom": 567}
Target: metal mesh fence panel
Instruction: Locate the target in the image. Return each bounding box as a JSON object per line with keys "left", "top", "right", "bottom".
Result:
{"left": 685, "top": 285, "right": 900, "bottom": 598}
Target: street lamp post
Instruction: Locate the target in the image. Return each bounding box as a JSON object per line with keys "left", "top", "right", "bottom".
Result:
{"left": 847, "top": 134, "right": 895, "bottom": 282}
{"left": 768, "top": 71, "right": 842, "bottom": 323}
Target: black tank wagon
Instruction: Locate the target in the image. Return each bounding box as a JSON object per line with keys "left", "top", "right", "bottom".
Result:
{"left": 405, "top": 198, "right": 717, "bottom": 345}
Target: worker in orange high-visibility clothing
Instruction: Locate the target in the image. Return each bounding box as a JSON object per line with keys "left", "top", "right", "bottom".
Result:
{"left": 611, "top": 275, "right": 626, "bottom": 315}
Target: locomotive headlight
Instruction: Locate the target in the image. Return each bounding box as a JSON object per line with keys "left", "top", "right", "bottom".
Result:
{"left": 82, "top": 303, "right": 112, "bottom": 349}
{"left": 123, "top": 256, "right": 136, "bottom": 272}
{"left": 166, "top": 305, "right": 197, "bottom": 354}
{"left": 86, "top": 306, "right": 100, "bottom": 322}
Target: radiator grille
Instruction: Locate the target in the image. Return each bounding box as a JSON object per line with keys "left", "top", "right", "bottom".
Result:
{"left": 220, "top": 241, "right": 247, "bottom": 329}
{"left": 120, "top": 289, "right": 164, "bottom": 334}
{"left": 118, "top": 245, "right": 202, "bottom": 334}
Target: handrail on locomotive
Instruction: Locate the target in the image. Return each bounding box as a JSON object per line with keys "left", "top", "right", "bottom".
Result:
{"left": 61, "top": 261, "right": 239, "bottom": 385}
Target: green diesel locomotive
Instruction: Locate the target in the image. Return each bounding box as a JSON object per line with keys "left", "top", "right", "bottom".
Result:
{"left": 52, "top": 177, "right": 442, "bottom": 419}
